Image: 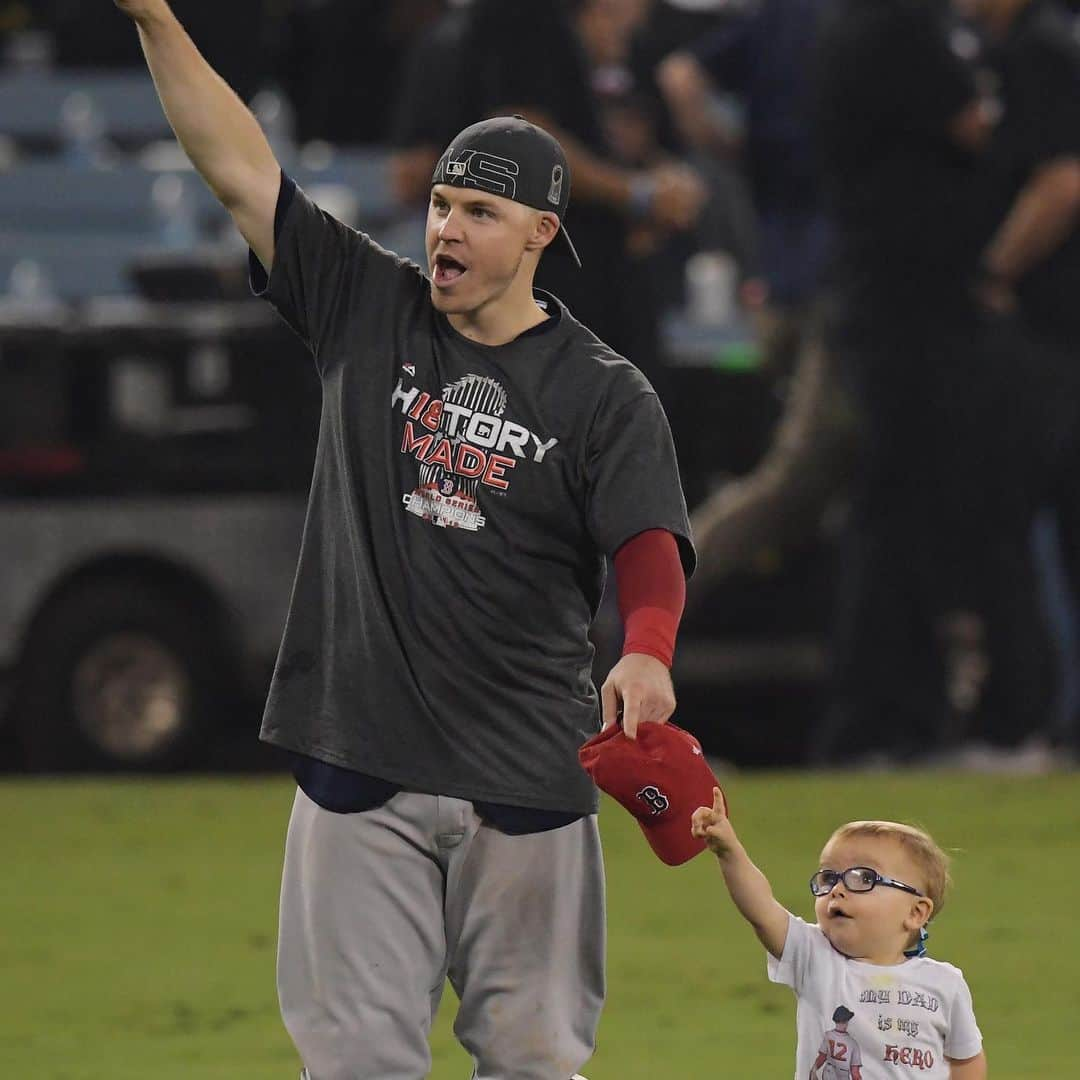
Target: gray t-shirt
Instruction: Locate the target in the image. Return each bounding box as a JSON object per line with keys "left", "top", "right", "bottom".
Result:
{"left": 254, "top": 184, "right": 695, "bottom": 814}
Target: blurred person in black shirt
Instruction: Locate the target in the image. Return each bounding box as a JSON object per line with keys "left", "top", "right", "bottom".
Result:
{"left": 972, "top": 0, "right": 1080, "bottom": 344}
{"left": 815, "top": 1, "right": 992, "bottom": 316}
{"left": 600, "top": 90, "right": 703, "bottom": 313}
{"left": 966, "top": 0, "right": 1080, "bottom": 752}
{"left": 811, "top": 0, "right": 1053, "bottom": 762}
{"left": 976, "top": 0, "right": 1080, "bottom": 341}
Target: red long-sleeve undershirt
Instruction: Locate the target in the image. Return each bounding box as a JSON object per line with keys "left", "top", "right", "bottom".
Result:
{"left": 613, "top": 528, "right": 686, "bottom": 668}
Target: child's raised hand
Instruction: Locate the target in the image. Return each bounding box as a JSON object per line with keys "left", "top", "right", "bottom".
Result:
{"left": 691, "top": 786, "right": 736, "bottom": 856}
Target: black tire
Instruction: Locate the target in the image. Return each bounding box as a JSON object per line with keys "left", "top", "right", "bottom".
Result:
{"left": 16, "top": 574, "right": 226, "bottom": 771}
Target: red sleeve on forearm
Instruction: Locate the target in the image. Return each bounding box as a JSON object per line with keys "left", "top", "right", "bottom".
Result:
{"left": 613, "top": 528, "right": 686, "bottom": 668}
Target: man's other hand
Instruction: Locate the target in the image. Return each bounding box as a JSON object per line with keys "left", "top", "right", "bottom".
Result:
{"left": 600, "top": 653, "right": 676, "bottom": 738}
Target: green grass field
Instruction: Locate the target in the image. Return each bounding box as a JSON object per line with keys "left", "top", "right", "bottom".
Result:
{"left": 3, "top": 771, "right": 1078, "bottom": 1078}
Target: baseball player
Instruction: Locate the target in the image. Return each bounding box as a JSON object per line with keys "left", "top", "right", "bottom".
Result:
{"left": 811, "top": 1006, "right": 864, "bottom": 1080}
{"left": 115, "top": 2, "right": 695, "bottom": 1077}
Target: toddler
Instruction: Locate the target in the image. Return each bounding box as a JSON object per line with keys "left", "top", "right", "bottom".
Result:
{"left": 691, "top": 791, "right": 986, "bottom": 1078}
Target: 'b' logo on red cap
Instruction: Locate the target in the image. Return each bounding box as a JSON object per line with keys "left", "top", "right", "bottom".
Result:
{"left": 636, "top": 785, "right": 669, "bottom": 816}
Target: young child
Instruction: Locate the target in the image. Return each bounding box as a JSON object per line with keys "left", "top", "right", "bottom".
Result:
{"left": 691, "top": 790, "right": 986, "bottom": 1078}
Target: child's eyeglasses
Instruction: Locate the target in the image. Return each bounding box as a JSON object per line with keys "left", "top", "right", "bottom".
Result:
{"left": 809, "top": 866, "right": 924, "bottom": 898}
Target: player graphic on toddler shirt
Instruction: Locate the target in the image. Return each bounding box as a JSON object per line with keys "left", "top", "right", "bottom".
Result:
{"left": 811, "top": 1005, "right": 863, "bottom": 1080}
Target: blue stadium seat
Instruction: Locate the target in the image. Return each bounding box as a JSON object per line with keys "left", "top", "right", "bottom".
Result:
{"left": 0, "top": 233, "right": 155, "bottom": 300}
{"left": 0, "top": 162, "right": 227, "bottom": 236}
{"left": 0, "top": 68, "right": 172, "bottom": 149}
{"left": 0, "top": 140, "right": 407, "bottom": 300}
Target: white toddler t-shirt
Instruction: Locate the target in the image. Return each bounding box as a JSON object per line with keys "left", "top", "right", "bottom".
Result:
{"left": 768, "top": 915, "right": 982, "bottom": 1078}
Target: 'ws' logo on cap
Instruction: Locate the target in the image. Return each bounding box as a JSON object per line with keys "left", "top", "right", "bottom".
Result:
{"left": 636, "top": 785, "right": 670, "bottom": 816}
{"left": 435, "top": 148, "right": 519, "bottom": 199}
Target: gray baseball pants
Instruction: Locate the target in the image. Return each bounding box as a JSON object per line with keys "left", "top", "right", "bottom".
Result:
{"left": 278, "top": 787, "right": 606, "bottom": 1079}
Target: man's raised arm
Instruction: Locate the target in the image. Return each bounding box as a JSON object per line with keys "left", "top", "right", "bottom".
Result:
{"left": 115, "top": 0, "right": 280, "bottom": 270}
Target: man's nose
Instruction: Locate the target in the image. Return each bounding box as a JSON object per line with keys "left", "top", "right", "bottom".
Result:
{"left": 439, "top": 209, "right": 464, "bottom": 241}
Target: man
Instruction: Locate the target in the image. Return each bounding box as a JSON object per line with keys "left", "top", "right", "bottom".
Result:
{"left": 809, "top": 0, "right": 1050, "bottom": 761}
{"left": 966, "top": 0, "right": 1080, "bottom": 752}
{"left": 114, "top": 2, "right": 695, "bottom": 1077}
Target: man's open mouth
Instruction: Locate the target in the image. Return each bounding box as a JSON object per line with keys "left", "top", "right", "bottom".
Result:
{"left": 432, "top": 254, "right": 467, "bottom": 286}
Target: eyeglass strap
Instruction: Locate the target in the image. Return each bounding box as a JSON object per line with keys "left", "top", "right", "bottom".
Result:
{"left": 903, "top": 925, "right": 929, "bottom": 958}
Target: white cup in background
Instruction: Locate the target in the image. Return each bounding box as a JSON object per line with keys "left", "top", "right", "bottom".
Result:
{"left": 685, "top": 250, "right": 738, "bottom": 327}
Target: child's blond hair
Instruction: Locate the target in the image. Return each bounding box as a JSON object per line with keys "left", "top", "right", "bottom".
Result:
{"left": 825, "top": 821, "right": 951, "bottom": 918}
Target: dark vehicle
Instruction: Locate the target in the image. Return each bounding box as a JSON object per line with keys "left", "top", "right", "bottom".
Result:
{"left": 0, "top": 297, "right": 318, "bottom": 770}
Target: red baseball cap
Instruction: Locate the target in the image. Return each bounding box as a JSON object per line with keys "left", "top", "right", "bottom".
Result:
{"left": 578, "top": 721, "right": 726, "bottom": 866}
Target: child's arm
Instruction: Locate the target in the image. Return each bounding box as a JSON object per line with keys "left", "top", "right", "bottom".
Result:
{"left": 948, "top": 1051, "right": 987, "bottom": 1079}
{"left": 691, "top": 787, "right": 791, "bottom": 958}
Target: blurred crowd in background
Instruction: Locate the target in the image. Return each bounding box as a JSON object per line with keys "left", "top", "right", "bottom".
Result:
{"left": 3, "top": 0, "right": 1080, "bottom": 771}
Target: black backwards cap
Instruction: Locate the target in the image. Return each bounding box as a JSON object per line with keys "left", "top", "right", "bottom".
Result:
{"left": 431, "top": 115, "right": 581, "bottom": 268}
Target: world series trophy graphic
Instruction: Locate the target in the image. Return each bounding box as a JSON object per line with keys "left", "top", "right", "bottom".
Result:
{"left": 403, "top": 373, "right": 508, "bottom": 531}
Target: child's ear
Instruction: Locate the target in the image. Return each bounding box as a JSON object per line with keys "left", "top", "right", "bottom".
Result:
{"left": 905, "top": 896, "right": 934, "bottom": 931}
